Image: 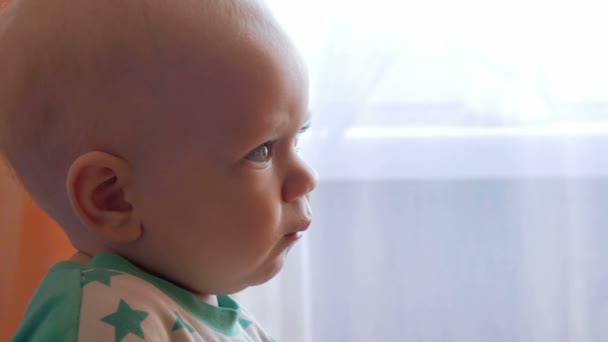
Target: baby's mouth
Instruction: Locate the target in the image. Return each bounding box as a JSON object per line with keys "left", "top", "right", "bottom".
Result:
{"left": 283, "top": 231, "right": 303, "bottom": 240}
{"left": 283, "top": 218, "right": 311, "bottom": 240}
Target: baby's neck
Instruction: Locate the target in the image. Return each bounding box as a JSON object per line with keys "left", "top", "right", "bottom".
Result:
{"left": 68, "top": 251, "right": 93, "bottom": 264}
{"left": 197, "top": 293, "right": 219, "bottom": 306}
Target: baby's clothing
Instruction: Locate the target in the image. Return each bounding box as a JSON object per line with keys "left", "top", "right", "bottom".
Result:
{"left": 11, "top": 253, "right": 274, "bottom": 342}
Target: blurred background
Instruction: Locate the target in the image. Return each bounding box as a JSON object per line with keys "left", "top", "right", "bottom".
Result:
{"left": 3, "top": 0, "right": 608, "bottom": 341}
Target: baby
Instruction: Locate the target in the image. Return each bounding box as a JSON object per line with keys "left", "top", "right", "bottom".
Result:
{"left": 0, "top": 0, "right": 317, "bottom": 340}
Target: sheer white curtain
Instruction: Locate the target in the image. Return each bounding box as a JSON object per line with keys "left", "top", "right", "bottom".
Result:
{"left": 239, "top": 0, "right": 608, "bottom": 341}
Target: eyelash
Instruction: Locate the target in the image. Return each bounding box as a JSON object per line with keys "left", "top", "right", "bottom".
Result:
{"left": 246, "top": 135, "right": 303, "bottom": 164}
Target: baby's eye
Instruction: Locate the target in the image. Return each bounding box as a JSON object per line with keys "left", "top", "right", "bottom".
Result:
{"left": 246, "top": 143, "right": 272, "bottom": 163}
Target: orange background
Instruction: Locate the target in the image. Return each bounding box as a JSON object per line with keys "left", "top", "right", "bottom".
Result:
{"left": 1, "top": 3, "right": 75, "bottom": 338}
{"left": 0, "top": 162, "right": 74, "bottom": 340}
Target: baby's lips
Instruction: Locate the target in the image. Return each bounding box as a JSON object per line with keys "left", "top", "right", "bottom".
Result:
{"left": 285, "top": 218, "right": 311, "bottom": 236}
{"left": 298, "top": 219, "right": 312, "bottom": 232}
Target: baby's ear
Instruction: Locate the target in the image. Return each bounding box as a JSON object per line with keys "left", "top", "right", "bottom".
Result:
{"left": 66, "top": 151, "right": 142, "bottom": 244}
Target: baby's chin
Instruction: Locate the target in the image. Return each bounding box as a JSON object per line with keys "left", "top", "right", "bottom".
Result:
{"left": 244, "top": 247, "right": 292, "bottom": 288}
{"left": 176, "top": 244, "right": 295, "bottom": 296}
{"left": 213, "top": 255, "right": 290, "bottom": 295}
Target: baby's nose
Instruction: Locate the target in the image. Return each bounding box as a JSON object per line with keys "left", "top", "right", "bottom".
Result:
{"left": 282, "top": 159, "right": 318, "bottom": 202}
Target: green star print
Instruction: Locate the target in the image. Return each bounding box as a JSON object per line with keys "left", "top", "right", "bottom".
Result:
{"left": 81, "top": 269, "right": 122, "bottom": 287}
{"left": 172, "top": 312, "right": 195, "bottom": 333}
{"left": 239, "top": 318, "right": 253, "bottom": 330}
{"left": 101, "top": 299, "right": 149, "bottom": 342}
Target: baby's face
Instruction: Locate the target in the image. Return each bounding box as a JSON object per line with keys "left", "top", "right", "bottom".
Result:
{"left": 124, "top": 7, "right": 318, "bottom": 295}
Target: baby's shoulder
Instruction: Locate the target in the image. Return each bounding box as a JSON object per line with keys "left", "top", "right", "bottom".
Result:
{"left": 12, "top": 263, "right": 177, "bottom": 342}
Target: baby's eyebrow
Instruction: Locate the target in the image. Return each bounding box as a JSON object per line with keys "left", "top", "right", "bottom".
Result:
{"left": 299, "top": 121, "right": 312, "bottom": 133}
{"left": 299, "top": 112, "right": 312, "bottom": 133}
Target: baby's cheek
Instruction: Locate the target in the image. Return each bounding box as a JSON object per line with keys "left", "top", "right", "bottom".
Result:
{"left": 230, "top": 183, "right": 281, "bottom": 226}
{"left": 231, "top": 201, "right": 280, "bottom": 245}
{"left": 253, "top": 200, "right": 282, "bottom": 237}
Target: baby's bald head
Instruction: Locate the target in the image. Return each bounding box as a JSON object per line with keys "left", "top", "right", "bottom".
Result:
{"left": 0, "top": 0, "right": 299, "bottom": 237}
